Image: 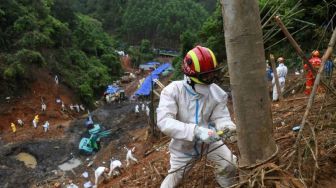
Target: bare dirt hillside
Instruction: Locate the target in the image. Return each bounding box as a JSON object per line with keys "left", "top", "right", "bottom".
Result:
{"left": 0, "top": 69, "right": 83, "bottom": 143}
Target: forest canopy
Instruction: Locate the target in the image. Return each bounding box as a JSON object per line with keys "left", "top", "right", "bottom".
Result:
{"left": 0, "top": 0, "right": 334, "bottom": 103}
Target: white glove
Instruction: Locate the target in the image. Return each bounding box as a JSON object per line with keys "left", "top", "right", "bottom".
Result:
{"left": 194, "top": 126, "right": 220, "bottom": 143}
{"left": 216, "top": 121, "right": 236, "bottom": 133}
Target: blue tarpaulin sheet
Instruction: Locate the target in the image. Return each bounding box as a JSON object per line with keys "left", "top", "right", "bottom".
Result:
{"left": 105, "top": 85, "right": 120, "bottom": 95}
{"left": 134, "top": 74, "right": 159, "bottom": 96}
{"left": 151, "top": 63, "right": 171, "bottom": 75}
{"left": 135, "top": 63, "right": 172, "bottom": 96}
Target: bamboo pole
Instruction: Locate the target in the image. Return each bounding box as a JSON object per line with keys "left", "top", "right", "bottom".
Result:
{"left": 265, "top": 25, "right": 309, "bottom": 50}
{"left": 269, "top": 54, "right": 283, "bottom": 100}
{"left": 274, "top": 16, "right": 310, "bottom": 66}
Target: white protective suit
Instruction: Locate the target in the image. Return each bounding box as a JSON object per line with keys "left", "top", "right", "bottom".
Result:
{"left": 135, "top": 105, "right": 139, "bottom": 113}
{"left": 157, "top": 77, "right": 237, "bottom": 188}
{"left": 145, "top": 106, "right": 150, "bottom": 117}
{"left": 108, "top": 160, "right": 122, "bottom": 176}
{"left": 43, "top": 121, "right": 49, "bottom": 132}
{"left": 94, "top": 166, "right": 108, "bottom": 187}
{"left": 126, "top": 147, "right": 138, "bottom": 167}
{"left": 272, "top": 63, "right": 288, "bottom": 101}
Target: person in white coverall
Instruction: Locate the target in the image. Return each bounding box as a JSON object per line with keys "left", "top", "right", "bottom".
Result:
{"left": 134, "top": 104, "right": 139, "bottom": 113}
{"left": 157, "top": 46, "right": 237, "bottom": 188}
{"left": 108, "top": 159, "right": 122, "bottom": 176}
{"left": 94, "top": 166, "right": 109, "bottom": 187}
{"left": 272, "top": 57, "right": 288, "bottom": 101}
{"left": 125, "top": 147, "right": 138, "bottom": 167}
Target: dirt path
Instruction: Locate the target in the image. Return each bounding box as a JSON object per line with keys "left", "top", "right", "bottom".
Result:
{"left": 120, "top": 56, "right": 134, "bottom": 73}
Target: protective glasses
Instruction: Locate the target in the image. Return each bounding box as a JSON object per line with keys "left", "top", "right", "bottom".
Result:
{"left": 196, "top": 66, "right": 224, "bottom": 84}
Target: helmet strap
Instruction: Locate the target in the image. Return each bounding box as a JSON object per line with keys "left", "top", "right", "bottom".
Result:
{"left": 186, "top": 76, "right": 196, "bottom": 90}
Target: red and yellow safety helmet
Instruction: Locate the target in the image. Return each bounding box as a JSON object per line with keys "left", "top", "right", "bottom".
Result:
{"left": 182, "top": 46, "right": 222, "bottom": 84}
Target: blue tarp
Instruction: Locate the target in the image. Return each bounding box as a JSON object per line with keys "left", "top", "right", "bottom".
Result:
{"left": 105, "top": 85, "right": 120, "bottom": 95}
{"left": 151, "top": 63, "right": 171, "bottom": 75}
{"left": 134, "top": 74, "right": 159, "bottom": 96}
{"left": 135, "top": 63, "right": 172, "bottom": 96}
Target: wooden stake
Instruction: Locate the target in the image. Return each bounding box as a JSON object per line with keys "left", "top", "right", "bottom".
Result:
{"left": 274, "top": 16, "right": 310, "bottom": 68}
{"left": 270, "top": 54, "right": 283, "bottom": 100}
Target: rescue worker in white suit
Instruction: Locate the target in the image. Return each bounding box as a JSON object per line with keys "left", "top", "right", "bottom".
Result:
{"left": 272, "top": 57, "right": 288, "bottom": 101}
{"left": 157, "top": 46, "right": 237, "bottom": 188}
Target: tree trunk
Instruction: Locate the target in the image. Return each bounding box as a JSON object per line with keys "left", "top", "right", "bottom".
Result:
{"left": 221, "top": 0, "right": 277, "bottom": 167}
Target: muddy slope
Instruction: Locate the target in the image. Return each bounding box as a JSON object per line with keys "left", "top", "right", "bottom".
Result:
{"left": 0, "top": 101, "right": 148, "bottom": 188}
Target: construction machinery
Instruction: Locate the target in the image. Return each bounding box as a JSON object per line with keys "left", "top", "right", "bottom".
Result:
{"left": 79, "top": 113, "right": 112, "bottom": 154}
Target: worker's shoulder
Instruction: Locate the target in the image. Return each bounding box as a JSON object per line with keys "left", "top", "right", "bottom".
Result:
{"left": 163, "top": 80, "right": 183, "bottom": 91}
{"left": 209, "top": 84, "right": 228, "bottom": 102}
{"left": 160, "top": 80, "right": 183, "bottom": 97}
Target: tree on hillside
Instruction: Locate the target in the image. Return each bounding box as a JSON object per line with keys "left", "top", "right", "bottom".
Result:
{"left": 51, "top": 0, "right": 76, "bottom": 27}
{"left": 73, "top": 0, "right": 210, "bottom": 48}
{"left": 128, "top": 39, "right": 154, "bottom": 67}
{"left": 171, "top": 31, "right": 197, "bottom": 80}
{"left": 199, "top": 2, "right": 226, "bottom": 62}
{"left": 221, "top": 0, "right": 277, "bottom": 168}
{"left": 121, "top": 0, "right": 208, "bottom": 48}
{"left": 73, "top": 0, "right": 127, "bottom": 32}
{"left": 196, "top": 0, "right": 217, "bottom": 13}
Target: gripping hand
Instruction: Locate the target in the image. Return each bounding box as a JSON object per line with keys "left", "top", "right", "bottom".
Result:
{"left": 194, "top": 126, "right": 220, "bottom": 143}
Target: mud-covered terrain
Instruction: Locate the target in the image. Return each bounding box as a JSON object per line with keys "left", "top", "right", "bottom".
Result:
{"left": 0, "top": 101, "right": 148, "bottom": 188}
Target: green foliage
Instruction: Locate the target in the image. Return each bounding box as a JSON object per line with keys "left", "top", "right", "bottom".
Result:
{"left": 111, "top": 0, "right": 208, "bottom": 48}
{"left": 128, "top": 39, "right": 154, "bottom": 67}
{"left": 72, "top": 0, "right": 127, "bottom": 32}
{"left": 42, "top": 16, "right": 70, "bottom": 47}
{"left": 2, "top": 0, "right": 333, "bottom": 103}
{"left": 3, "top": 67, "right": 16, "bottom": 79}
{"left": 3, "top": 63, "right": 25, "bottom": 79}
{"left": 13, "top": 15, "right": 39, "bottom": 32}
{"left": 198, "top": 0, "right": 335, "bottom": 63}
{"left": 139, "top": 39, "right": 154, "bottom": 62}
{"left": 79, "top": 83, "right": 94, "bottom": 104}
{"left": 171, "top": 56, "right": 183, "bottom": 80}
{"left": 0, "top": 0, "right": 122, "bottom": 105}
{"left": 18, "top": 31, "right": 53, "bottom": 49}
{"left": 155, "top": 0, "right": 208, "bottom": 47}
{"left": 180, "top": 31, "right": 198, "bottom": 56}
{"left": 173, "top": 31, "right": 198, "bottom": 80}
{"left": 101, "top": 54, "right": 121, "bottom": 76}
{"left": 196, "top": 0, "right": 217, "bottom": 13}
{"left": 198, "top": 2, "right": 226, "bottom": 62}
{"left": 3, "top": 49, "right": 44, "bottom": 80}
{"left": 68, "top": 48, "right": 89, "bottom": 68}
{"left": 51, "top": 0, "right": 76, "bottom": 26}
{"left": 15, "top": 49, "right": 45, "bottom": 66}
{"left": 259, "top": 0, "right": 335, "bottom": 58}
{"left": 171, "top": 31, "right": 198, "bottom": 80}
{"left": 73, "top": 13, "right": 116, "bottom": 56}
